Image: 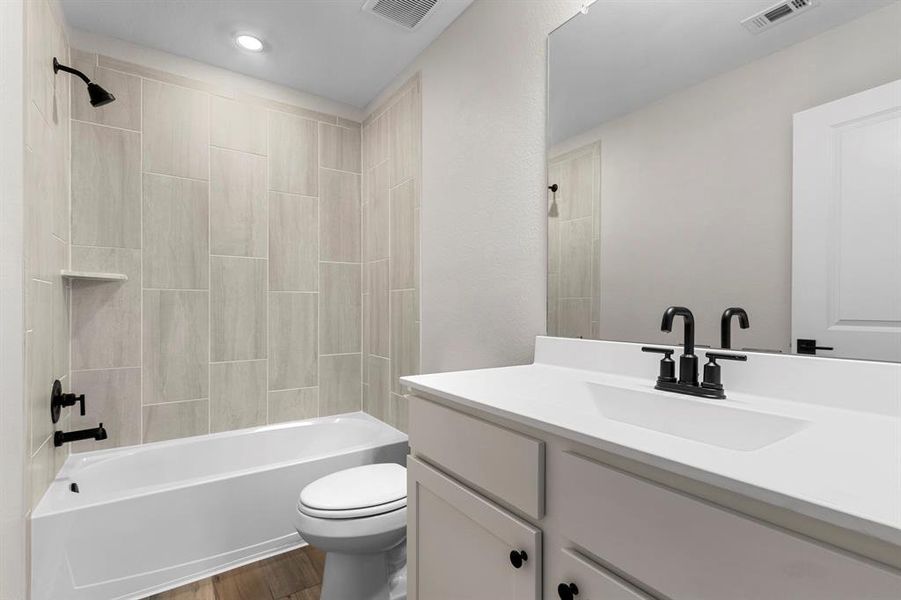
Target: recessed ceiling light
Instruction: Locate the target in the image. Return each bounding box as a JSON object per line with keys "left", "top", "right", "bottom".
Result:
{"left": 235, "top": 34, "right": 264, "bottom": 52}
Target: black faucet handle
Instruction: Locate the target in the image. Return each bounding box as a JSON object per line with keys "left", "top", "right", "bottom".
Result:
{"left": 641, "top": 346, "right": 676, "bottom": 383}
{"left": 705, "top": 352, "right": 748, "bottom": 362}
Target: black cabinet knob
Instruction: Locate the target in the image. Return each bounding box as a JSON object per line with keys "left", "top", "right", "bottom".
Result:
{"left": 509, "top": 550, "right": 528, "bottom": 569}
{"left": 557, "top": 582, "right": 580, "bottom": 599}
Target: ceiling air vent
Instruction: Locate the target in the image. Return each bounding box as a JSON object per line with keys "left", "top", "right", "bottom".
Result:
{"left": 741, "top": 0, "right": 817, "bottom": 34}
{"left": 362, "top": 0, "right": 440, "bottom": 31}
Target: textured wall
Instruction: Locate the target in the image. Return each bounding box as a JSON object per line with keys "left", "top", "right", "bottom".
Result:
{"left": 366, "top": 0, "right": 582, "bottom": 374}
{"left": 23, "top": 0, "right": 71, "bottom": 511}
{"left": 361, "top": 74, "right": 421, "bottom": 433}
{"left": 68, "top": 50, "right": 363, "bottom": 449}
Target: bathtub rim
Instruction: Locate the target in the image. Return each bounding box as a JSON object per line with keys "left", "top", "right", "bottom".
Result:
{"left": 33, "top": 411, "right": 408, "bottom": 518}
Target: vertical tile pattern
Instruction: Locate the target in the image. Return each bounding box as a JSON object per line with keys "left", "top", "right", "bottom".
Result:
{"left": 269, "top": 111, "right": 318, "bottom": 195}
{"left": 269, "top": 293, "right": 317, "bottom": 390}
{"left": 319, "top": 169, "right": 361, "bottom": 262}
{"left": 319, "top": 263, "right": 361, "bottom": 355}
{"left": 361, "top": 75, "right": 421, "bottom": 432}
{"left": 143, "top": 174, "right": 209, "bottom": 289}
{"left": 320, "top": 354, "right": 362, "bottom": 416}
{"left": 269, "top": 193, "right": 318, "bottom": 291}
{"left": 210, "top": 148, "right": 268, "bottom": 257}
{"left": 547, "top": 142, "right": 601, "bottom": 338}
{"left": 211, "top": 257, "right": 267, "bottom": 362}
{"left": 142, "top": 79, "right": 210, "bottom": 180}
{"left": 24, "top": 0, "right": 71, "bottom": 506}
{"left": 71, "top": 121, "right": 141, "bottom": 248}
{"left": 210, "top": 361, "right": 267, "bottom": 432}
{"left": 67, "top": 48, "right": 365, "bottom": 449}
{"left": 143, "top": 290, "right": 209, "bottom": 404}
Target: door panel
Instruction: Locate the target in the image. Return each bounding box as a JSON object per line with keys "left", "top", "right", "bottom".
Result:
{"left": 407, "top": 457, "right": 541, "bottom": 600}
{"left": 792, "top": 78, "right": 901, "bottom": 361}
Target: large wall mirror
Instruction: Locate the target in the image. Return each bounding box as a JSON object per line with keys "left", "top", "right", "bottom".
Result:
{"left": 547, "top": 0, "right": 901, "bottom": 362}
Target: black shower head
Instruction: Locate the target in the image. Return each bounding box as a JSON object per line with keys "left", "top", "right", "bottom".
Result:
{"left": 53, "top": 57, "right": 116, "bottom": 108}
{"left": 87, "top": 82, "right": 116, "bottom": 107}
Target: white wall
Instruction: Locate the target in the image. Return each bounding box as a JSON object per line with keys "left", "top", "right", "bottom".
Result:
{"left": 0, "top": 1, "right": 27, "bottom": 597}
{"left": 550, "top": 2, "right": 901, "bottom": 352}
{"left": 367, "top": 0, "right": 582, "bottom": 373}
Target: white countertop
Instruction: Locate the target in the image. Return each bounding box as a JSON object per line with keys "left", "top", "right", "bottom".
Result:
{"left": 402, "top": 362, "right": 901, "bottom": 549}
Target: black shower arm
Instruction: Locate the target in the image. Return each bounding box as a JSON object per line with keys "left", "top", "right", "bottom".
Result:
{"left": 53, "top": 58, "right": 91, "bottom": 85}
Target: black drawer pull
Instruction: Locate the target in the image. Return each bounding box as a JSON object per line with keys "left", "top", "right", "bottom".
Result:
{"left": 558, "top": 582, "right": 580, "bottom": 599}
{"left": 509, "top": 550, "right": 528, "bottom": 569}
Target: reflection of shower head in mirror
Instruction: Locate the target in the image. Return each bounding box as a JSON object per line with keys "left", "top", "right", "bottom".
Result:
{"left": 548, "top": 184, "right": 559, "bottom": 217}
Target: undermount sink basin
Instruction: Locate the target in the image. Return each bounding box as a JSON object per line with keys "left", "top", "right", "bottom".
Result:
{"left": 584, "top": 382, "right": 808, "bottom": 451}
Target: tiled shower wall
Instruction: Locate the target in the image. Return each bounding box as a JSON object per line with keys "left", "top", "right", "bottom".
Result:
{"left": 547, "top": 141, "right": 601, "bottom": 339}
{"left": 361, "top": 75, "right": 421, "bottom": 433}
{"left": 24, "top": 0, "right": 71, "bottom": 509}
{"left": 68, "top": 50, "right": 364, "bottom": 449}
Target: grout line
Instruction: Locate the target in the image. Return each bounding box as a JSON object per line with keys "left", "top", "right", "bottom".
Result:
{"left": 319, "top": 165, "right": 362, "bottom": 177}
{"left": 143, "top": 397, "right": 209, "bottom": 408}
{"left": 207, "top": 92, "right": 213, "bottom": 435}
{"left": 209, "top": 254, "right": 267, "bottom": 260}
{"left": 269, "top": 385, "right": 319, "bottom": 394}
{"left": 71, "top": 117, "right": 140, "bottom": 134}
{"left": 210, "top": 142, "right": 267, "bottom": 158}
{"left": 142, "top": 169, "right": 209, "bottom": 184}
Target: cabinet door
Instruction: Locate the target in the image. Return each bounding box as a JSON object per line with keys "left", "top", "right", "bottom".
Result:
{"left": 407, "top": 457, "right": 541, "bottom": 600}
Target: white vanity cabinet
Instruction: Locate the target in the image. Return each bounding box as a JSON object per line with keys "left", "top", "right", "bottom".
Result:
{"left": 406, "top": 394, "right": 901, "bottom": 600}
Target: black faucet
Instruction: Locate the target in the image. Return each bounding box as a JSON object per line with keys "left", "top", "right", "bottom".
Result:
{"left": 54, "top": 423, "right": 107, "bottom": 447}
{"left": 643, "top": 306, "right": 746, "bottom": 399}
{"left": 660, "top": 306, "right": 697, "bottom": 385}
{"left": 721, "top": 307, "right": 750, "bottom": 349}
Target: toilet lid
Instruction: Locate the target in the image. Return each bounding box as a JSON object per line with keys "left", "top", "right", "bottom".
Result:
{"left": 299, "top": 463, "right": 407, "bottom": 518}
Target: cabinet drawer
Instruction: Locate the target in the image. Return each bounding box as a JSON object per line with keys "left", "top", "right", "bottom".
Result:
{"left": 553, "top": 451, "right": 901, "bottom": 600}
{"left": 409, "top": 396, "right": 544, "bottom": 518}
{"left": 554, "top": 548, "right": 652, "bottom": 600}
{"left": 407, "top": 456, "right": 542, "bottom": 600}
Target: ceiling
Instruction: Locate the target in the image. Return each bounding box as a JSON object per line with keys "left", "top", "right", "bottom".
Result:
{"left": 60, "top": 0, "right": 474, "bottom": 109}
{"left": 549, "top": 0, "right": 898, "bottom": 145}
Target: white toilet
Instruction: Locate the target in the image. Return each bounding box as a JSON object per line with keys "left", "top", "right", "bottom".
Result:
{"left": 295, "top": 463, "right": 407, "bottom": 600}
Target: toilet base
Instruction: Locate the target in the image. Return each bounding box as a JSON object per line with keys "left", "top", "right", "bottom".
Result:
{"left": 321, "top": 541, "right": 406, "bottom": 600}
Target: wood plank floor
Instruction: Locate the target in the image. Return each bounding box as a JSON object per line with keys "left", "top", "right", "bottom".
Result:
{"left": 146, "top": 546, "right": 326, "bottom": 600}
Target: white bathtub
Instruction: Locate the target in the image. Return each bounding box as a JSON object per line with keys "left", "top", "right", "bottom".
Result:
{"left": 31, "top": 412, "right": 408, "bottom": 600}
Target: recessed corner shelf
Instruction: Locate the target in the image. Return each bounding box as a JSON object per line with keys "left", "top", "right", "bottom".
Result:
{"left": 60, "top": 270, "right": 128, "bottom": 282}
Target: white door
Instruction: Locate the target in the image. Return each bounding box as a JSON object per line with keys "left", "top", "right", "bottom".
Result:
{"left": 406, "top": 457, "right": 541, "bottom": 600}
{"left": 792, "top": 79, "right": 901, "bottom": 362}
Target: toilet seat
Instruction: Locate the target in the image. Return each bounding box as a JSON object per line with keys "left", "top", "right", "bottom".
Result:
{"left": 299, "top": 463, "right": 407, "bottom": 520}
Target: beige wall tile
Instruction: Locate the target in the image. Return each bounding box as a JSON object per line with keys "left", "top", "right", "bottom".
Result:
{"left": 143, "top": 399, "right": 209, "bottom": 443}
{"left": 369, "top": 260, "right": 389, "bottom": 358}
{"left": 29, "top": 435, "right": 53, "bottom": 510}
{"left": 319, "top": 354, "right": 361, "bottom": 416}
{"left": 319, "top": 263, "right": 361, "bottom": 355}
{"left": 27, "top": 281, "right": 53, "bottom": 455}
{"left": 367, "top": 116, "right": 389, "bottom": 168}
{"left": 387, "top": 87, "right": 420, "bottom": 187}
{"left": 143, "top": 174, "right": 209, "bottom": 289}
{"left": 70, "top": 367, "right": 142, "bottom": 452}
{"left": 367, "top": 162, "right": 389, "bottom": 262}
{"left": 143, "top": 79, "right": 210, "bottom": 180}
{"left": 389, "top": 179, "right": 416, "bottom": 290}
{"left": 210, "top": 148, "right": 268, "bottom": 257}
{"left": 51, "top": 238, "right": 69, "bottom": 380}
{"left": 388, "top": 393, "right": 409, "bottom": 433}
{"left": 71, "top": 121, "right": 141, "bottom": 248}
{"left": 269, "top": 292, "right": 317, "bottom": 390}
{"left": 143, "top": 290, "right": 209, "bottom": 404}
{"left": 71, "top": 247, "right": 142, "bottom": 369}
{"left": 390, "top": 290, "right": 419, "bottom": 393}
{"left": 268, "top": 388, "right": 318, "bottom": 424}
{"left": 361, "top": 293, "right": 370, "bottom": 383}
{"left": 364, "top": 356, "right": 390, "bottom": 422}
{"left": 320, "top": 169, "right": 361, "bottom": 262}
{"left": 559, "top": 218, "right": 592, "bottom": 299}
{"left": 320, "top": 123, "right": 361, "bottom": 173}
{"left": 71, "top": 49, "right": 142, "bottom": 131}
{"left": 211, "top": 257, "right": 267, "bottom": 361}
{"left": 269, "top": 192, "right": 318, "bottom": 291}
{"left": 210, "top": 360, "right": 267, "bottom": 432}
{"left": 269, "top": 111, "right": 318, "bottom": 196}
{"left": 211, "top": 96, "right": 267, "bottom": 155}
{"left": 558, "top": 298, "right": 591, "bottom": 339}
